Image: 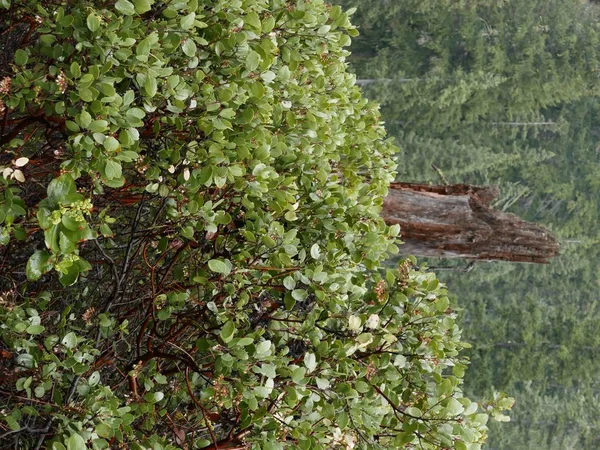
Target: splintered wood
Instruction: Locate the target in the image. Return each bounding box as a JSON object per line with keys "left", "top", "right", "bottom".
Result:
{"left": 382, "top": 183, "right": 560, "bottom": 263}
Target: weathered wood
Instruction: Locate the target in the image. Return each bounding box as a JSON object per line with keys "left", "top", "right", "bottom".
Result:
{"left": 382, "top": 182, "right": 560, "bottom": 263}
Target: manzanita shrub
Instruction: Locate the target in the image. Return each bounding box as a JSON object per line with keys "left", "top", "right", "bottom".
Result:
{"left": 0, "top": 1, "right": 513, "bottom": 449}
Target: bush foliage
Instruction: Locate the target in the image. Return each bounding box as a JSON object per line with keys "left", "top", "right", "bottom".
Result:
{"left": 0, "top": 1, "right": 512, "bottom": 449}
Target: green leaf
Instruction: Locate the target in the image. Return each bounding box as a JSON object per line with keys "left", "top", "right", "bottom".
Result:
{"left": 355, "top": 379, "right": 370, "bottom": 393}
{"left": 66, "top": 433, "right": 86, "bottom": 450}
{"left": 58, "top": 263, "right": 80, "bottom": 286}
{"left": 88, "top": 371, "right": 101, "bottom": 386}
{"left": 455, "top": 442, "right": 468, "bottom": 450}
{"left": 262, "top": 16, "right": 275, "bottom": 33}
{"left": 255, "top": 340, "right": 272, "bottom": 357}
{"left": 208, "top": 259, "right": 231, "bottom": 276}
{"left": 47, "top": 174, "right": 77, "bottom": 205}
{"left": 144, "top": 76, "right": 158, "bottom": 97}
{"left": 136, "top": 34, "right": 156, "bottom": 59}
{"left": 79, "top": 73, "right": 94, "bottom": 87}
{"left": 33, "top": 385, "right": 45, "bottom": 398}
{"left": 180, "top": 225, "right": 194, "bottom": 239}
{"left": 104, "top": 160, "right": 122, "bottom": 179}
{"left": 283, "top": 276, "right": 295, "bottom": 290}
{"left": 78, "top": 110, "right": 92, "bottom": 128}
{"left": 261, "top": 71, "right": 276, "bottom": 84}
{"left": 26, "top": 324, "right": 45, "bottom": 335}
{"left": 62, "top": 332, "right": 78, "bottom": 349}
{"left": 99, "top": 83, "right": 116, "bottom": 97}
{"left": 14, "top": 49, "right": 28, "bottom": 65}
{"left": 317, "top": 25, "right": 331, "bottom": 35}
{"left": 95, "top": 423, "right": 112, "bottom": 439}
{"left": 338, "top": 411, "right": 349, "bottom": 429}
{"left": 182, "top": 39, "right": 197, "bottom": 57}
{"left": 228, "top": 165, "right": 244, "bottom": 177}
{"left": 26, "top": 250, "right": 52, "bottom": 281}
{"left": 446, "top": 398, "right": 465, "bottom": 416}
{"left": 103, "top": 136, "right": 120, "bottom": 152}
{"left": 129, "top": 108, "right": 146, "bottom": 120}
{"left": 304, "top": 352, "right": 317, "bottom": 372}
{"left": 88, "top": 120, "right": 108, "bottom": 133}
{"left": 86, "top": 13, "right": 101, "bottom": 32}
{"left": 65, "top": 121, "right": 79, "bottom": 132}
{"left": 220, "top": 320, "right": 235, "bottom": 343}
{"left": 291, "top": 367, "right": 306, "bottom": 383}
{"left": 245, "top": 12, "right": 261, "bottom": 31}
{"left": 70, "top": 62, "right": 81, "bottom": 78}
{"left": 263, "top": 440, "right": 283, "bottom": 450}
{"left": 59, "top": 231, "right": 76, "bottom": 253}
{"left": 291, "top": 289, "right": 307, "bottom": 301}
{"left": 78, "top": 88, "right": 94, "bottom": 102}
{"left": 236, "top": 337, "right": 253, "bottom": 346}
{"left": 283, "top": 295, "right": 295, "bottom": 310}
{"left": 249, "top": 83, "right": 264, "bottom": 98}
{"left": 133, "top": 0, "right": 153, "bottom": 14}
{"left": 310, "top": 243, "right": 321, "bottom": 259}
{"left": 115, "top": 0, "right": 135, "bottom": 15}
{"left": 393, "top": 433, "right": 414, "bottom": 446}
{"left": 126, "top": 107, "right": 146, "bottom": 123}
{"left": 181, "top": 12, "right": 195, "bottom": 29}
{"left": 246, "top": 51, "right": 261, "bottom": 71}
{"left": 63, "top": 214, "right": 83, "bottom": 233}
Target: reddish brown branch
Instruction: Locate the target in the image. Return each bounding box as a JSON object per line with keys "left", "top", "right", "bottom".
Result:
{"left": 185, "top": 367, "right": 219, "bottom": 448}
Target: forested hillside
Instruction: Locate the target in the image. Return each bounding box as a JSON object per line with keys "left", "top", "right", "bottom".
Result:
{"left": 334, "top": 0, "right": 600, "bottom": 448}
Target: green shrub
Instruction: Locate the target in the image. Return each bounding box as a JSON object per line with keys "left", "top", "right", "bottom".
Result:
{"left": 0, "top": 1, "right": 511, "bottom": 449}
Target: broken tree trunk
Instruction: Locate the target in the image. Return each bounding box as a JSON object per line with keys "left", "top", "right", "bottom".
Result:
{"left": 382, "top": 182, "right": 560, "bottom": 263}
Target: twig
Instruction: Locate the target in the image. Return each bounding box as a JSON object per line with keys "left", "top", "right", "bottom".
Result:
{"left": 426, "top": 261, "right": 475, "bottom": 272}
{"left": 431, "top": 163, "right": 449, "bottom": 185}
{"left": 185, "top": 368, "right": 218, "bottom": 448}
{"left": 119, "top": 192, "right": 146, "bottom": 284}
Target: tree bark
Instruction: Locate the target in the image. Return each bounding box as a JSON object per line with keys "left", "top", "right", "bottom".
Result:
{"left": 382, "top": 182, "right": 560, "bottom": 263}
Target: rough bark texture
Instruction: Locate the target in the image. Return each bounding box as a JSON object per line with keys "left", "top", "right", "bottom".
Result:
{"left": 382, "top": 182, "right": 560, "bottom": 263}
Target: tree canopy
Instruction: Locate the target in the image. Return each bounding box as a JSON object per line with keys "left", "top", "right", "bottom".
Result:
{"left": 0, "top": 1, "right": 512, "bottom": 449}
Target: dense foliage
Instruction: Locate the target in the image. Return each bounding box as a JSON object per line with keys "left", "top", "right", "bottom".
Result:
{"left": 0, "top": 1, "right": 512, "bottom": 449}
{"left": 333, "top": 0, "right": 600, "bottom": 448}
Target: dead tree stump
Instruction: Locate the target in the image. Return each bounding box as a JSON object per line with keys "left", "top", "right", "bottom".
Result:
{"left": 382, "top": 183, "right": 560, "bottom": 263}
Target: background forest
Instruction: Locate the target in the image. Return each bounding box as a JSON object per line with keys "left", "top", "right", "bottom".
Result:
{"left": 334, "top": 0, "right": 600, "bottom": 448}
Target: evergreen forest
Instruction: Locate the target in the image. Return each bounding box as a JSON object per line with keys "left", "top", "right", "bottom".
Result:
{"left": 335, "top": 0, "right": 600, "bottom": 448}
